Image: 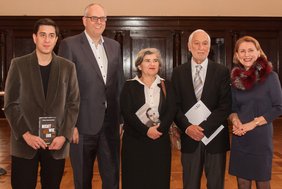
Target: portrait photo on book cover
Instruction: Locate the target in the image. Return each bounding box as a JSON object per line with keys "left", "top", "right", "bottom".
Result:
{"left": 145, "top": 107, "right": 160, "bottom": 127}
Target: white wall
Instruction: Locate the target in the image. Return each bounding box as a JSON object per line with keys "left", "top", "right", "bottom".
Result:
{"left": 1, "top": 0, "right": 282, "bottom": 16}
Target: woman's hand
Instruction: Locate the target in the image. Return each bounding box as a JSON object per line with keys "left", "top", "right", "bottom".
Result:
{"left": 147, "top": 125, "right": 163, "bottom": 140}
{"left": 231, "top": 116, "right": 246, "bottom": 136}
{"left": 232, "top": 124, "right": 246, "bottom": 136}
{"left": 230, "top": 113, "right": 249, "bottom": 136}
{"left": 232, "top": 117, "right": 265, "bottom": 136}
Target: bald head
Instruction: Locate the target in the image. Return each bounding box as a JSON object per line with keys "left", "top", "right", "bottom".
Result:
{"left": 84, "top": 3, "right": 107, "bottom": 17}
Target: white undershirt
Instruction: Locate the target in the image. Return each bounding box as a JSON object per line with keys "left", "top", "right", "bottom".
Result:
{"left": 132, "top": 75, "right": 164, "bottom": 117}
{"left": 85, "top": 31, "right": 108, "bottom": 84}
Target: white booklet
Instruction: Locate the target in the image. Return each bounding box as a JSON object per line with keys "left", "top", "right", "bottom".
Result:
{"left": 185, "top": 100, "right": 224, "bottom": 145}
{"left": 135, "top": 103, "right": 160, "bottom": 127}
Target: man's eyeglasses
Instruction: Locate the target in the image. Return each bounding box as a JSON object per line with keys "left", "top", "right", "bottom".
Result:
{"left": 85, "top": 16, "right": 107, "bottom": 23}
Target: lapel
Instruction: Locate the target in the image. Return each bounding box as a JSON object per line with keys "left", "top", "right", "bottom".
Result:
{"left": 134, "top": 80, "right": 166, "bottom": 116}
{"left": 185, "top": 62, "right": 198, "bottom": 101}
{"left": 201, "top": 60, "right": 214, "bottom": 101}
{"left": 80, "top": 33, "right": 105, "bottom": 85}
{"left": 29, "top": 52, "right": 59, "bottom": 112}
{"left": 157, "top": 82, "right": 166, "bottom": 114}
{"left": 103, "top": 38, "right": 114, "bottom": 86}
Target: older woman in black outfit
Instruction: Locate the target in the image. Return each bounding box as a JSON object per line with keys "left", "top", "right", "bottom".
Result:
{"left": 229, "top": 36, "right": 282, "bottom": 189}
{"left": 120, "top": 48, "right": 176, "bottom": 189}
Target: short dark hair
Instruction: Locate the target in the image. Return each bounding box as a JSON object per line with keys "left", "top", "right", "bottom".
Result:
{"left": 33, "top": 18, "right": 59, "bottom": 36}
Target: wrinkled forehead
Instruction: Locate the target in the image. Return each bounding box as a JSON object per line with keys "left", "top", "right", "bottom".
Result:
{"left": 192, "top": 31, "right": 209, "bottom": 42}
{"left": 144, "top": 53, "right": 158, "bottom": 59}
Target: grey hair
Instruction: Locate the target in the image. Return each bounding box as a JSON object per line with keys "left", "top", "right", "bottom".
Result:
{"left": 83, "top": 3, "right": 107, "bottom": 16}
{"left": 135, "top": 48, "right": 162, "bottom": 77}
{"left": 188, "top": 29, "right": 211, "bottom": 45}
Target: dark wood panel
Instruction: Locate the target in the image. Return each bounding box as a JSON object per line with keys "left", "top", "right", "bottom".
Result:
{"left": 0, "top": 31, "right": 5, "bottom": 90}
{"left": 129, "top": 30, "right": 174, "bottom": 79}
{"left": 0, "top": 16, "right": 282, "bottom": 118}
{"left": 232, "top": 31, "right": 280, "bottom": 73}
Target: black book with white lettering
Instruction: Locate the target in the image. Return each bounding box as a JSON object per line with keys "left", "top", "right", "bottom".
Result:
{"left": 38, "top": 117, "right": 56, "bottom": 145}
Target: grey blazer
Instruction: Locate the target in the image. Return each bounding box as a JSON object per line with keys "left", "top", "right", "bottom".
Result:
{"left": 58, "top": 32, "right": 124, "bottom": 137}
{"left": 4, "top": 51, "right": 80, "bottom": 159}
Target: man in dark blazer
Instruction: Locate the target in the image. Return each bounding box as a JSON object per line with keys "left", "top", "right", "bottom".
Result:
{"left": 4, "top": 18, "right": 80, "bottom": 189}
{"left": 58, "top": 3, "right": 124, "bottom": 189}
{"left": 171, "top": 29, "right": 231, "bottom": 189}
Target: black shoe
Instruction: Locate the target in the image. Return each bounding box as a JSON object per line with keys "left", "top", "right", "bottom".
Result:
{"left": 0, "top": 168, "right": 7, "bottom": 176}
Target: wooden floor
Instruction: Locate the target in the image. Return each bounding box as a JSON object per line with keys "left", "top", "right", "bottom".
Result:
{"left": 0, "top": 119, "right": 282, "bottom": 189}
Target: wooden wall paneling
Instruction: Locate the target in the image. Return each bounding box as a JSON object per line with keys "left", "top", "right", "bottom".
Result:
{"left": 254, "top": 32, "right": 279, "bottom": 73}
{"left": 207, "top": 31, "right": 226, "bottom": 66}
{"left": 279, "top": 31, "right": 282, "bottom": 83}
{"left": 180, "top": 30, "right": 190, "bottom": 66}
{"left": 233, "top": 30, "right": 280, "bottom": 73}
{"left": 104, "top": 29, "right": 133, "bottom": 80}
{"left": 5, "top": 28, "right": 36, "bottom": 71}
{"left": 224, "top": 30, "right": 234, "bottom": 71}
{"left": 172, "top": 31, "right": 182, "bottom": 68}
{"left": 1, "top": 16, "right": 282, "bottom": 118}
{"left": 0, "top": 30, "right": 8, "bottom": 118}
{"left": 54, "top": 16, "right": 85, "bottom": 41}
{"left": 119, "top": 30, "right": 132, "bottom": 80}
{"left": 14, "top": 37, "right": 35, "bottom": 58}
{"left": 129, "top": 30, "right": 174, "bottom": 80}
{"left": 0, "top": 30, "right": 6, "bottom": 90}
{"left": 180, "top": 30, "right": 231, "bottom": 67}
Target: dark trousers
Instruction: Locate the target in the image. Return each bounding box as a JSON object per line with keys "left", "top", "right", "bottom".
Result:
{"left": 181, "top": 143, "right": 226, "bottom": 189}
{"left": 11, "top": 149, "right": 65, "bottom": 189}
{"left": 70, "top": 125, "right": 120, "bottom": 189}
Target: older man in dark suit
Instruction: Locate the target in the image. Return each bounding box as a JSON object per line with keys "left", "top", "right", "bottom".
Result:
{"left": 58, "top": 3, "right": 124, "bottom": 189}
{"left": 171, "top": 29, "right": 231, "bottom": 189}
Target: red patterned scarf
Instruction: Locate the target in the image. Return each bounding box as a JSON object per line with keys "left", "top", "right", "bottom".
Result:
{"left": 231, "top": 57, "right": 272, "bottom": 90}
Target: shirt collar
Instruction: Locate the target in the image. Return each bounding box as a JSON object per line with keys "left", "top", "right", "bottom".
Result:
{"left": 191, "top": 57, "right": 208, "bottom": 70}
{"left": 84, "top": 30, "right": 104, "bottom": 45}
{"left": 131, "top": 75, "right": 164, "bottom": 87}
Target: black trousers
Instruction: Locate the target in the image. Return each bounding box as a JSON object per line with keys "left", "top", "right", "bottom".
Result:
{"left": 11, "top": 149, "right": 65, "bottom": 189}
{"left": 70, "top": 124, "right": 120, "bottom": 189}
{"left": 181, "top": 143, "right": 226, "bottom": 189}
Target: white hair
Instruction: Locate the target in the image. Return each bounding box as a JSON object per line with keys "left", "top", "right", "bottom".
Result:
{"left": 188, "top": 29, "right": 211, "bottom": 45}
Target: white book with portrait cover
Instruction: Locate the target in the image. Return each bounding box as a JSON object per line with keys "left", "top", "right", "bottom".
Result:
{"left": 185, "top": 100, "right": 224, "bottom": 145}
{"left": 135, "top": 103, "right": 160, "bottom": 127}
{"left": 38, "top": 117, "right": 56, "bottom": 145}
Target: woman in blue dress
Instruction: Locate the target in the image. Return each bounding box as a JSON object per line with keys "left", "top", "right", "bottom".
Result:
{"left": 229, "top": 36, "right": 282, "bottom": 189}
